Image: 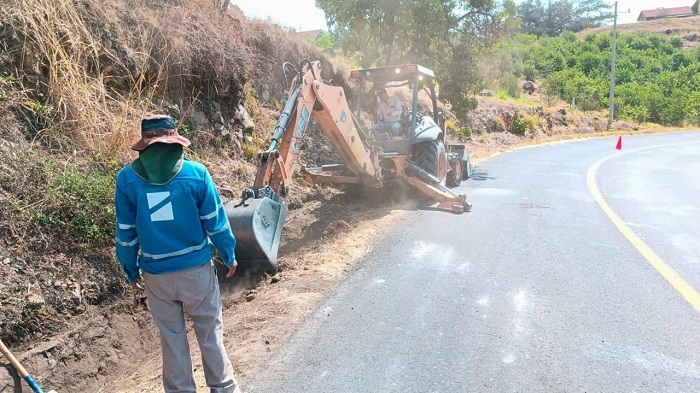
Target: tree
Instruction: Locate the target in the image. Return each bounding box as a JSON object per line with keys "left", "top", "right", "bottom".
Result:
{"left": 315, "top": 31, "right": 334, "bottom": 52}
{"left": 316, "top": 0, "right": 406, "bottom": 68}
{"left": 517, "top": 0, "right": 612, "bottom": 37}
{"left": 572, "top": 0, "right": 612, "bottom": 31}
{"left": 430, "top": 1, "right": 519, "bottom": 119}
{"left": 316, "top": 0, "right": 518, "bottom": 117}
{"left": 518, "top": 0, "right": 545, "bottom": 36}
{"left": 546, "top": 0, "right": 575, "bottom": 37}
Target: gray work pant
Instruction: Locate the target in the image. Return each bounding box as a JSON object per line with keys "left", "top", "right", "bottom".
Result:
{"left": 143, "top": 261, "right": 239, "bottom": 393}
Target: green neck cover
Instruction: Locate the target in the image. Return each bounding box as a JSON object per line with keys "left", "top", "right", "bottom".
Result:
{"left": 131, "top": 143, "right": 184, "bottom": 185}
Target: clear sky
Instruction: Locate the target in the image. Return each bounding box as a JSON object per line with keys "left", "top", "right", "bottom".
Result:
{"left": 232, "top": 0, "right": 697, "bottom": 31}
{"left": 232, "top": 0, "right": 327, "bottom": 31}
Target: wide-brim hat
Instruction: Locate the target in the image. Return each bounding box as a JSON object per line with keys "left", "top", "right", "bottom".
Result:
{"left": 131, "top": 115, "right": 191, "bottom": 151}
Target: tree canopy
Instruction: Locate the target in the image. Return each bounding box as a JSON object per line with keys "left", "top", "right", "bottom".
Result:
{"left": 517, "top": 0, "right": 612, "bottom": 37}
{"left": 316, "top": 0, "right": 518, "bottom": 118}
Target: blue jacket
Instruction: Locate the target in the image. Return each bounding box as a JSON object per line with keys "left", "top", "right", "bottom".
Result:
{"left": 115, "top": 160, "right": 236, "bottom": 283}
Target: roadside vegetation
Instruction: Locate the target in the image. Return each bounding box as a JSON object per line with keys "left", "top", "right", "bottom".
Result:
{"left": 318, "top": 0, "right": 700, "bottom": 128}
{"left": 497, "top": 32, "right": 700, "bottom": 126}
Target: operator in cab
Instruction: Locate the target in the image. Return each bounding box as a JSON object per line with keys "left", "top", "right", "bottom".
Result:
{"left": 372, "top": 88, "right": 403, "bottom": 138}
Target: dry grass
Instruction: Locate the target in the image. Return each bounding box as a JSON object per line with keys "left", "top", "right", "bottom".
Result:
{"left": 581, "top": 15, "right": 700, "bottom": 37}
{"left": 2, "top": 0, "right": 337, "bottom": 161}
{"left": 4, "top": 0, "right": 161, "bottom": 158}
{"left": 493, "top": 115, "right": 507, "bottom": 132}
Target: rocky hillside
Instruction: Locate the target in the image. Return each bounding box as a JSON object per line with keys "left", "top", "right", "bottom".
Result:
{"left": 0, "top": 0, "right": 350, "bottom": 349}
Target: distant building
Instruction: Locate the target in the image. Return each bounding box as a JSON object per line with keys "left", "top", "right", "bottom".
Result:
{"left": 637, "top": 6, "right": 695, "bottom": 22}
{"left": 297, "top": 29, "right": 324, "bottom": 42}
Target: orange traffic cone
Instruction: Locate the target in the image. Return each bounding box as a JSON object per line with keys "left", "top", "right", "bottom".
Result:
{"left": 615, "top": 136, "right": 622, "bottom": 150}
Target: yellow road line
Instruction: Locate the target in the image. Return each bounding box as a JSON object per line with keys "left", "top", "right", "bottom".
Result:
{"left": 587, "top": 145, "right": 700, "bottom": 313}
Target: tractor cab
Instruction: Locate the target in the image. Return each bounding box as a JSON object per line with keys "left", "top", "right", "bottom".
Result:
{"left": 350, "top": 65, "right": 445, "bottom": 156}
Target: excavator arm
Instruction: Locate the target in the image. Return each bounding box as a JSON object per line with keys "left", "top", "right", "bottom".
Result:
{"left": 253, "top": 60, "right": 382, "bottom": 196}
{"left": 225, "top": 60, "right": 382, "bottom": 273}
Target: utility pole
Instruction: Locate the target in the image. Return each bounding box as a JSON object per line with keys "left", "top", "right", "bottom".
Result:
{"left": 607, "top": 1, "right": 618, "bottom": 130}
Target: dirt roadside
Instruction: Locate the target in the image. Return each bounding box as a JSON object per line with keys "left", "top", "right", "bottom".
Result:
{"left": 105, "top": 125, "right": 688, "bottom": 393}
{"left": 0, "top": 94, "right": 682, "bottom": 393}
{"left": 109, "top": 202, "right": 412, "bottom": 392}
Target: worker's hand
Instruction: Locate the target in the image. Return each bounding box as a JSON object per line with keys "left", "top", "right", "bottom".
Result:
{"left": 131, "top": 276, "right": 145, "bottom": 291}
{"left": 226, "top": 260, "right": 238, "bottom": 278}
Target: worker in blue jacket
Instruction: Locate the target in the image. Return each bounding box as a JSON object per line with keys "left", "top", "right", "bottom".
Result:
{"left": 115, "top": 115, "right": 241, "bottom": 393}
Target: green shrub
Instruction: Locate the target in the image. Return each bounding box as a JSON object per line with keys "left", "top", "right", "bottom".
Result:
{"left": 670, "top": 36, "right": 684, "bottom": 49}
{"left": 513, "top": 112, "right": 529, "bottom": 135}
{"left": 577, "top": 52, "right": 603, "bottom": 76}
{"left": 541, "top": 78, "right": 560, "bottom": 107}
{"left": 315, "top": 31, "right": 334, "bottom": 51}
{"left": 688, "top": 92, "right": 700, "bottom": 126}
{"left": 562, "top": 31, "right": 577, "bottom": 42}
{"left": 28, "top": 160, "right": 119, "bottom": 248}
{"left": 445, "top": 118, "right": 459, "bottom": 133}
{"left": 523, "top": 114, "right": 542, "bottom": 132}
{"left": 446, "top": 118, "right": 472, "bottom": 141}
{"left": 502, "top": 74, "right": 521, "bottom": 99}
{"left": 621, "top": 105, "right": 650, "bottom": 123}
{"left": 670, "top": 52, "right": 691, "bottom": 71}
{"left": 455, "top": 126, "right": 472, "bottom": 141}
{"left": 523, "top": 64, "right": 537, "bottom": 81}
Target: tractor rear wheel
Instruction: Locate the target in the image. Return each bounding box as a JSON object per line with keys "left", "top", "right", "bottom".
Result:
{"left": 412, "top": 140, "right": 447, "bottom": 184}
{"left": 447, "top": 157, "right": 462, "bottom": 187}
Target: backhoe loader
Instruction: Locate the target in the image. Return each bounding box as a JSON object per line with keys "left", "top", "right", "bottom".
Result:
{"left": 225, "top": 60, "right": 472, "bottom": 273}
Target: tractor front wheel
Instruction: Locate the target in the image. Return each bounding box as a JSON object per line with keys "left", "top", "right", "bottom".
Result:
{"left": 448, "top": 157, "right": 462, "bottom": 187}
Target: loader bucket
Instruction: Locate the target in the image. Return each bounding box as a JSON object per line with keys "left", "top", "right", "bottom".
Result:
{"left": 225, "top": 197, "right": 288, "bottom": 273}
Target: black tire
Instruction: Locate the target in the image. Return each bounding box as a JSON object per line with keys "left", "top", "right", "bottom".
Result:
{"left": 448, "top": 158, "right": 462, "bottom": 187}
{"left": 462, "top": 154, "right": 472, "bottom": 180}
{"left": 412, "top": 140, "right": 447, "bottom": 184}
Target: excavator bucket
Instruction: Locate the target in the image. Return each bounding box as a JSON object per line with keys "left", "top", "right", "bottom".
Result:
{"left": 225, "top": 196, "right": 288, "bottom": 273}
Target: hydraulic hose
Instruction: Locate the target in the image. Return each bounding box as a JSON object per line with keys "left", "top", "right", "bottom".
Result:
{"left": 269, "top": 84, "right": 302, "bottom": 149}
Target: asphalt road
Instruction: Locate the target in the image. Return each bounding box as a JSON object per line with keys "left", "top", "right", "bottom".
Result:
{"left": 246, "top": 131, "right": 700, "bottom": 393}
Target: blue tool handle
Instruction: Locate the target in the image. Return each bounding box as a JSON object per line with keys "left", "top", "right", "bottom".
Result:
{"left": 23, "top": 375, "right": 44, "bottom": 393}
